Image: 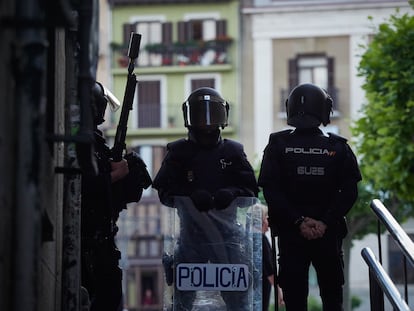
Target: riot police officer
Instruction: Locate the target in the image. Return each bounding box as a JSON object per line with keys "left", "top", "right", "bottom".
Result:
{"left": 153, "top": 87, "right": 259, "bottom": 311}
{"left": 258, "top": 83, "right": 361, "bottom": 311}
{"left": 81, "top": 81, "right": 150, "bottom": 311}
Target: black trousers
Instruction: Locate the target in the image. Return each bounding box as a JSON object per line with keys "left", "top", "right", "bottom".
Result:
{"left": 277, "top": 230, "right": 344, "bottom": 311}
{"left": 82, "top": 240, "right": 123, "bottom": 311}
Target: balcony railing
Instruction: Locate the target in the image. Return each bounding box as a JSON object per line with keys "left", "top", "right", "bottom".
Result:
{"left": 112, "top": 37, "right": 233, "bottom": 68}
{"left": 135, "top": 102, "right": 235, "bottom": 129}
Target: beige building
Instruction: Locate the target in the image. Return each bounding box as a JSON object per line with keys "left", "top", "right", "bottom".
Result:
{"left": 240, "top": 0, "right": 410, "bottom": 164}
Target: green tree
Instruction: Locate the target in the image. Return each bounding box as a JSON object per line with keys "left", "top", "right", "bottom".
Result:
{"left": 347, "top": 5, "right": 414, "bottom": 311}
{"left": 351, "top": 7, "right": 414, "bottom": 228}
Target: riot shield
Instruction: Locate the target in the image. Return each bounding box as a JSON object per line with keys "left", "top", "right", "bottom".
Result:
{"left": 162, "top": 196, "right": 262, "bottom": 311}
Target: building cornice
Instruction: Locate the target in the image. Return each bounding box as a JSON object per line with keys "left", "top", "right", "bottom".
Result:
{"left": 242, "top": 1, "right": 410, "bottom": 14}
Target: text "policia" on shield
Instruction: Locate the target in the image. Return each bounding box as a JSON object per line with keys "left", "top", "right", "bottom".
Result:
{"left": 176, "top": 263, "right": 249, "bottom": 291}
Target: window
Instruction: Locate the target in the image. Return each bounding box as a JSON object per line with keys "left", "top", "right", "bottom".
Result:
{"left": 284, "top": 53, "right": 337, "bottom": 111}
{"left": 185, "top": 73, "right": 220, "bottom": 96}
{"left": 191, "top": 78, "right": 215, "bottom": 90}
{"left": 137, "top": 80, "right": 161, "bottom": 128}
{"left": 297, "top": 56, "right": 328, "bottom": 89}
{"left": 123, "top": 20, "right": 172, "bottom": 66}
{"left": 135, "top": 237, "right": 162, "bottom": 258}
{"left": 178, "top": 19, "right": 227, "bottom": 42}
{"left": 289, "top": 53, "right": 333, "bottom": 91}
{"left": 129, "top": 145, "right": 165, "bottom": 188}
{"left": 131, "top": 77, "right": 166, "bottom": 129}
{"left": 125, "top": 268, "right": 162, "bottom": 309}
{"left": 141, "top": 272, "right": 159, "bottom": 306}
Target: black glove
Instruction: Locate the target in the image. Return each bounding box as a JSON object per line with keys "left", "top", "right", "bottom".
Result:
{"left": 214, "top": 189, "right": 235, "bottom": 210}
{"left": 190, "top": 190, "right": 213, "bottom": 212}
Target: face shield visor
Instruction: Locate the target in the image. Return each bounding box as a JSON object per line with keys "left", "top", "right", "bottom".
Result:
{"left": 100, "top": 84, "right": 121, "bottom": 112}
{"left": 183, "top": 94, "right": 229, "bottom": 129}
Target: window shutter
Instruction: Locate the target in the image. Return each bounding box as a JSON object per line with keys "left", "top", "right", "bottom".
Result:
{"left": 288, "top": 58, "right": 298, "bottom": 91}
{"left": 162, "top": 22, "right": 173, "bottom": 44}
{"left": 137, "top": 81, "right": 161, "bottom": 128}
{"left": 216, "top": 19, "right": 227, "bottom": 38}
{"left": 191, "top": 79, "right": 215, "bottom": 91}
{"left": 327, "top": 57, "right": 335, "bottom": 91}
{"left": 122, "top": 23, "right": 136, "bottom": 45}
{"left": 178, "top": 21, "right": 186, "bottom": 42}
{"left": 327, "top": 57, "right": 336, "bottom": 108}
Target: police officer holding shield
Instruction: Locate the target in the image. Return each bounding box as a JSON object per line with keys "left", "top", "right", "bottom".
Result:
{"left": 258, "top": 83, "right": 361, "bottom": 311}
{"left": 153, "top": 87, "right": 258, "bottom": 310}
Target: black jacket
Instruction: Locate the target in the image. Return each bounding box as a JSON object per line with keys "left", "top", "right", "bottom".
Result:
{"left": 258, "top": 128, "right": 361, "bottom": 234}
{"left": 153, "top": 138, "right": 259, "bottom": 207}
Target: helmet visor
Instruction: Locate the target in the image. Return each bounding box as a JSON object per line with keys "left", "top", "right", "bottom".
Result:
{"left": 101, "top": 84, "right": 121, "bottom": 111}
{"left": 184, "top": 95, "right": 228, "bottom": 128}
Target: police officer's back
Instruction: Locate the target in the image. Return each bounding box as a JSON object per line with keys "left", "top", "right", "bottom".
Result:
{"left": 258, "top": 83, "right": 361, "bottom": 311}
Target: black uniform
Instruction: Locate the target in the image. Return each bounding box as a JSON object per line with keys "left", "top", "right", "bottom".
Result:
{"left": 81, "top": 129, "right": 123, "bottom": 311}
{"left": 153, "top": 137, "right": 259, "bottom": 311}
{"left": 258, "top": 128, "right": 361, "bottom": 311}
{"left": 81, "top": 80, "right": 151, "bottom": 311}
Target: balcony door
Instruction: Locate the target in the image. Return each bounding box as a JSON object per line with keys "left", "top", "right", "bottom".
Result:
{"left": 191, "top": 78, "right": 215, "bottom": 90}
{"left": 137, "top": 80, "right": 161, "bottom": 128}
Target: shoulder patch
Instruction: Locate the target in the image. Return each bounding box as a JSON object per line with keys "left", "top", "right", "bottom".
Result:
{"left": 328, "top": 132, "right": 348, "bottom": 143}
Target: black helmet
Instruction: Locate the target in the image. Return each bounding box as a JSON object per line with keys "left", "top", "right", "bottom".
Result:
{"left": 285, "top": 83, "right": 333, "bottom": 128}
{"left": 91, "top": 82, "right": 108, "bottom": 126}
{"left": 91, "top": 82, "right": 121, "bottom": 126}
{"left": 182, "top": 87, "right": 229, "bottom": 129}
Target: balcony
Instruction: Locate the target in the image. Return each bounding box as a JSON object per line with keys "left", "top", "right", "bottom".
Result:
{"left": 112, "top": 37, "right": 234, "bottom": 69}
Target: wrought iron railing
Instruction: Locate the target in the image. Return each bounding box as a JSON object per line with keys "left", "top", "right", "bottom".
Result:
{"left": 112, "top": 38, "right": 233, "bottom": 68}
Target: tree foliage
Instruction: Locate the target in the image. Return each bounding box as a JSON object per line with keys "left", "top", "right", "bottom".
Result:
{"left": 351, "top": 9, "right": 414, "bottom": 234}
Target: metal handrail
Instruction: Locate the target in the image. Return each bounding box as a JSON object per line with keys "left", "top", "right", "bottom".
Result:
{"left": 361, "top": 199, "right": 414, "bottom": 310}
{"left": 371, "top": 199, "right": 414, "bottom": 267}
{"left": 361, "top": 247, "right": 410, "bottom": 311}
